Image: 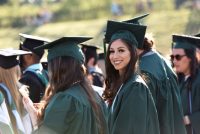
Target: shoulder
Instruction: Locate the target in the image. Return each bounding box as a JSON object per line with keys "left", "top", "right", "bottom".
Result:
{"left": 130, "top": 74, "right": 147, "bottom": 87}
{"left": 19, "top": 71, "right": 43, "bottom": 85}
{"left": 20, "top": 71, "right": 38, "bottom": 81}
{"left": 47, "top": 85, "right": 91, "bottom": 111}
{"left": 122, "top": 74, "right": 149, "bottom": 95}
{"left": 140, "top": 52, "right": 172, "bottom": 80}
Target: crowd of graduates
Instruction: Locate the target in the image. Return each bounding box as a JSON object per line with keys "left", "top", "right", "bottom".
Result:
{"left": 0, "top": 13, "right": 200, "bottom": 134}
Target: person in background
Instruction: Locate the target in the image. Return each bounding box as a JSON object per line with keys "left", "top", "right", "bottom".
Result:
{"left": 137, "top": 33, "right": 186, "bottom": 134}
{"left": 103, "top": 20, "right": 159, "bottom": 134}
{"left": 171, "top": 34, "right": 200, "bottom": 134}
{"left": 192, "top": 33, "right": 200, "bottom": 65}
{"left": 97, "top": 52, "right": 106, "bottom": 77}
{"left": 19, "top": 33, "right": 49, "bottom": 103}
{"left": 81, "top": 44, "right": 105, "bottom": 87}
{"left": 123, "top": 13, "right": 186, "bottom": 134}
{"left": 0, "top": 49, "right": 33, "bottom": 134}
{"left": 22, "top": 36, "right": 109, "bottom": 134}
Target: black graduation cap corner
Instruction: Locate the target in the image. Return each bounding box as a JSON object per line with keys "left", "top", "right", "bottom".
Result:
{"left": 0, "top": 49, "right": 31, "bottom": 69}
{"left": 123, "top": 13, "right": 149, "bottom": 25}
{"left": 194, "top": 33, "right": 200, "bottom": 37}
{"left": 19, "top": 33, "right": 50, "bottom": 57}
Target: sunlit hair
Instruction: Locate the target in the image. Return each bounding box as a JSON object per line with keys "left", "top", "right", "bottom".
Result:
{"left": 37, "top": 56, "right": 106, "bottom": 134}
{"left": 102, "top": 39, "right": 138, "bottom": 105}
{"left": 143, "top": 33, "right": 155, "bottom": 51}
{"left": 0, "top": 65, "right": 23, "bottom": 115}
{"left": 0, "top": 65, "right": 23, "bottom": 134}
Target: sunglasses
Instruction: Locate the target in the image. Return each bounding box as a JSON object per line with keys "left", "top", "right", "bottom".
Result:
{"left": 170, "top": 54, "right": 186, "bottom": 61}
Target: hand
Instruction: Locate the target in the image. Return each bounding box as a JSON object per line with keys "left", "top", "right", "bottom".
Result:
{"left": 183, "top": 115, "right": 191, "bottom": 125}
{"left": 19, "top": 85, "right": 29, "bottom": 97}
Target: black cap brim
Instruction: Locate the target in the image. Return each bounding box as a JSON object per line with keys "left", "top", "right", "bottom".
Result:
{"left": 0, "top": 49, "right": 31, "bottom": 69}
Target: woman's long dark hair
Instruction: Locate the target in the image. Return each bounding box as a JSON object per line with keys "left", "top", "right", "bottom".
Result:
{"left": 182, "top": 49, "right": 199, "bottom": 90}
{"left": 38, "top": 56, "right": 106, "bottom": 134}
{"left": 102, "top": 39, "right": 138, "bottom": 105}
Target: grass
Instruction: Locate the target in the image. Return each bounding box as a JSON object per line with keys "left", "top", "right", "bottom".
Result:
{"left": 0, "top": 8, "right": 192, "bottom": 58}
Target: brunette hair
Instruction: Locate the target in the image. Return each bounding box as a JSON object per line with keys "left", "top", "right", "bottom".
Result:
{"left": 102, "top": 39, "right": 138, "bottom": 105}
{"left": 183, "top": 49, "right": 199, "bottom": 90}
{"left": 142, "top": 33, "right": 154, "bottom": 52}
{"left": 37, "top": 56, "right": 106, "bottom": 134}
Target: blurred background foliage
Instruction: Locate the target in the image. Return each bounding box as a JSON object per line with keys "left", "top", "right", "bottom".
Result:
{"left": 0, "top": 0, "right": 200, "bottom": 56}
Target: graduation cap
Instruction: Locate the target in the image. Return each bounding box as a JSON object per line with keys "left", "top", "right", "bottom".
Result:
{"left": 35, "top": 36, "right": 92, "bottom": 64}
{"left": 104, "top": 20, "right": 147, "bottom": 49}
{"left": 123, "top": 13, "right": 149, "bottom": 25}
{"left": 172, "top": 34, "right": 200, "bottom": 49}
{"left": 80, "top": 44, "right": 101, "bottom": 53}
{"left": 0, "top": 49, "right": 31, "bottom": 69}
{"left": 194, "top": 33, "right": 200, "bottom": 37}
{"left": 19, "top": 33, "right": 50, "bottom": 58}
{"left": 80, "top": 44, "right": 101, "bottom": 64}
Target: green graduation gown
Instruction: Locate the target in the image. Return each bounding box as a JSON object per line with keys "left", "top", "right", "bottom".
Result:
{"left": 179, "top": 70, "right": 200, "bottom": 134}
{"left": 108, "top": 74, "right": 160, "bottom": 134}
{"left": 139, "top": 51, "right": 186, "bottom": 134}
{"left": 34, "top": 84, "right": 109, "bottom": 134}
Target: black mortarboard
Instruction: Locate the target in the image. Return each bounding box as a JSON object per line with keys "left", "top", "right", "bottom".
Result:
{"left": 104, "top": 20, "right": 147, "bottom": 49}
{"left": 0, "top": 49, "right": 31, "bottom": 69}
{"left": 194, "top": 33, "right": 200, "bottom": 37}
{"left": 35, "top": 36, "right": 92, "bottom": 64}
{"left": 80, "top": 44, "right": 101, "bottom": 53}
{"left": 172, "top": 34, "right": 200, "bottom": 49}
{"left": 19, "top": 33, "right": 50, "bottom": 58}
{"left": 123, "top": 13, "right": 149, "bottom": 25}
{"left": 80, "top": 44, "right": 101, "bottom": 64}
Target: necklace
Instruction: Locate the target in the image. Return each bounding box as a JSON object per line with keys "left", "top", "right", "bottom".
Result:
{"left": 71, "top": 80, "right": 81, "bottom": 87}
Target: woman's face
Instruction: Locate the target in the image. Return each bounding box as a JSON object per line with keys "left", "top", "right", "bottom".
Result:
{"left": 109, "top": 39, "right": 131, "bottom": 75}
{"left": 171, "top": 48, "right": 191, "bottom": 75}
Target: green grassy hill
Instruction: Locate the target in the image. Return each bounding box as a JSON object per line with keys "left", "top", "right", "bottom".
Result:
{"left": 1, "top": 0, "right": 200, "bottom": 58}
{"left": 0, "top": 9, "right": 191, "bottom": 57}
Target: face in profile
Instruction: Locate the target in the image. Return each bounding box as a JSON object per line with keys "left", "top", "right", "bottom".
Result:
{"left": 171, "top": 48, "right": 191, "bottom": 75}
{"left": 109, "top": 39, "right": 131, "bottom": 75}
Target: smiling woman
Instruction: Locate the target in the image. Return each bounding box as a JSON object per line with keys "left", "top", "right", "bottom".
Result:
{"left": 102, "top": 20, "right": 159, "bottom": 134}
{"left": 109, "top": 39, "right": 131, "bottom": 76}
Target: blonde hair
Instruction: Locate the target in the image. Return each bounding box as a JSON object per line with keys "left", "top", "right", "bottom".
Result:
{"left": 0, "top": 65, "right": 24, "bottom": 116}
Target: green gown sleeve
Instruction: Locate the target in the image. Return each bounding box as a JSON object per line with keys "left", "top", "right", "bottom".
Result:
{"left": 108, "top": 75, "right": 160, "bottom": 134}
{"left": 33, "top": 85, "right": 108, "bottom": 134}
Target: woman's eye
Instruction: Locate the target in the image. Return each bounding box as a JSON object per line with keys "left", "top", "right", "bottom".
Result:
{"left": 109, "top": 50, "right": 114, "bottom": 53}
{"left": 118, "top": 49, "right": 124, "bottom": 53}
